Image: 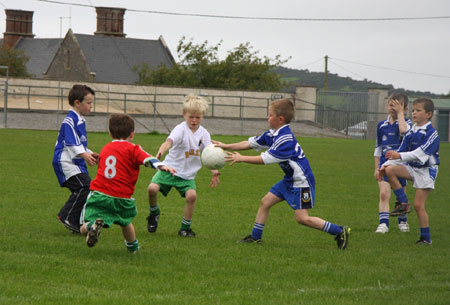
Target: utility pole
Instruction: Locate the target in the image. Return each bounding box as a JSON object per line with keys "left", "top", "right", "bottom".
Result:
{"left": 324, "top": 55, "right": 328, "bottom": 93}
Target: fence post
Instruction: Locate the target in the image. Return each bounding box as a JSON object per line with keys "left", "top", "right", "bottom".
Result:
{"left": 211, "top": 95, "right": 215, "bottom": 117}
{"left": 240, "top": 96, "right": 243, "bottom": 136}
{"left": 124, "top": 93, "right": 127, "bottom": 113}
{"left": 0, "top": 66, "right": 9, "bottom": 128}
{"left": 153, "top": 92, "right": 156, "bottom": 131}
{"left": 27, "top": 86, "right": 31, "bottom": 110}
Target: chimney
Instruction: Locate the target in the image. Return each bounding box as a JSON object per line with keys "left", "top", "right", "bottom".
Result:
{"left": 3, "top": 9, "right": 35, "bottom": 48}
{"left": 94, "top": 7, "right": 126, "bottom": 37}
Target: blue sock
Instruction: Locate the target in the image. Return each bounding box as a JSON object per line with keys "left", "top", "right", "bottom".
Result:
{"left": 251, "top": 222, "right": 265, "bottom": 240}
{"left": 393, "top": 188, "right": 408, "bottom": 204}
{"left": 322, "top": 221, "right": 342, "bottom": 235}
{"left": 398, "top": 214, "right": 408, "bottom": 223}
{"left": 420, "top": 227, "right": 431, "bottom": 242}
{"left": 379, "top": 212, "right": 389, "bottom": 227}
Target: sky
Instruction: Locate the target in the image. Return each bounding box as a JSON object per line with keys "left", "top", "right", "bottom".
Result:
{"left": 1, "top": 0, "right": 450, "bottom": 94}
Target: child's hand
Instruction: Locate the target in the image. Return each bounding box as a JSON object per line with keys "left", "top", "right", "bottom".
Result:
{"left": 158, "top": 165, "right": 176, "bottom": 176}
{"left": 376, "top": 168, "right": 384, "bottom": 181}
{"left": 391, "top": 99, "right": 404, "bottom": 115}
{"left": 374, "top": 168, "right": 379, "bottom": 180}
{"left": 385, "top": 150, "right": 401, "bottom": 160}
{"left": 209, "top": 170, "right": 221, "bottom": 188}
{"left": 212, "top": 140, "right": 225, "bottom": 149}
{"left": 80, "top": 152, "right": 97, "bottom": 166}
{"left": 225, "top": 151, "right": 242, "bottom": 166}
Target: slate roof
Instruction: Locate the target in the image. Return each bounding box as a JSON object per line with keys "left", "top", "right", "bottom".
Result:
{"left": 13, "top": 38, "right": 62, "bottom": 78}
{"left": 8, "top": 32, "right": 174, "bottom": 84}
{"left": 74, "top": 34, "right": 174, "bottom": 84}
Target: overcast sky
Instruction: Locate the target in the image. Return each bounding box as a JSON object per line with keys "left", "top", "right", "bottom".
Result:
{"left": 1, "top": 0, "right": 450, "bottom": 94}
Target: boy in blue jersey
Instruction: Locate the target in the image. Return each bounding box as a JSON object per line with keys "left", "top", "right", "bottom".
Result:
{"left": 214, "top": 99, "right": 351, "bottom": 249}
{"left": 380, "top": 98, "right": 439, "bottom": 245}
{"left": 52, "top": 85, "right": 98, "bottom": 233}
{"left": 374, "top": 93, "right": 412, "bottom": 234}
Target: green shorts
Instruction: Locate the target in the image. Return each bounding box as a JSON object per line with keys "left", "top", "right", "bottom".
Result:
{"left": 151, "top": 170, "right": 196, "bottom": 197}
{"left": 82, "top": 191, "right": 137, "bottom": 228}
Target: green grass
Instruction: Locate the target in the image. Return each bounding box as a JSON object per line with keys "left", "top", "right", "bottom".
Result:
{"left": 1, "top": 129, "right": 449, "bottom": 305}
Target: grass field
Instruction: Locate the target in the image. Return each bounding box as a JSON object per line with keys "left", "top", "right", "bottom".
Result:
{"left": 1, "top": 128, "right": 449, "bottom": 305}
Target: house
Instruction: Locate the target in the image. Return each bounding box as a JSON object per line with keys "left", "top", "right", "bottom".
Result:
{"left": 2, "top": 7, "right": 175, "bottom": 84}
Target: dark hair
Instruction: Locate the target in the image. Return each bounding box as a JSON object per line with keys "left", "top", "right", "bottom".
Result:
{"left": 389, "top": 93, "right": 408, "bottom": 110}
{"left": 270, "top": 99, "right": 295, "bottom": 123}
{"left": 68, "top": 84, "right": 95, "bottom": 106}
{"left": 413, "top": 98, "right": 434, "bottom": 118}
{"left": 109, "top": 114, "right": 135, "bottom": 139}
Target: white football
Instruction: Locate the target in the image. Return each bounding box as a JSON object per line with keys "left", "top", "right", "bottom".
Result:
{"left": 201, "top": 144, "right": 226, "bottom": 169}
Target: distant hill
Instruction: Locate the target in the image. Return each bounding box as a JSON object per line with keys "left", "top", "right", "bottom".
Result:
{"left": 275, "top": 66, "right": 443, "bottom": 98}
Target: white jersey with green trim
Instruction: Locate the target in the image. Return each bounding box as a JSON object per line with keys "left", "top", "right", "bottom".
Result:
{"left": 162, "top": 121, "right": 211, "bottom": 180}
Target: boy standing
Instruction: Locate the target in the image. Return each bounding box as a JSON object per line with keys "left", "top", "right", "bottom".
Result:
{"left": 374, "top": 93, "right": 412, "bottom": 234}
{"left": 381, "top": 98, "right": 439, "bottom": 245}
{"left": 147, "top": 96, "right": 220, "bottom": 237}
{"left": 52, "top": 84, "right": 98, "bottom": 233}
{"left": 80, "top": 114, "right": 175, "bottom": 253}
{"left": 214, "top": 99, "right": 351, "bottom": 249}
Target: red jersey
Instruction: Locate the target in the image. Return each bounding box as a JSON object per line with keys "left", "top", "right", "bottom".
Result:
{"left": 91, "top": 140, "right": 152, "bottom": 198}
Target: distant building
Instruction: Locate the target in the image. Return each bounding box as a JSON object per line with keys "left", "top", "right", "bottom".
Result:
{"left": 2, "top": 7, "right": 175, "bottom": 84}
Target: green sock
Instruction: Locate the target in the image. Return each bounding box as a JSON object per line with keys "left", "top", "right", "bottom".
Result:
{"left": 125, "top": 239, "right": 139, "bottom": 253}
{"left": 150, "top": 205, "right": 160, "bottom": 215}
{"left": 180, "top": 218, "right": 192, "bottom": 231}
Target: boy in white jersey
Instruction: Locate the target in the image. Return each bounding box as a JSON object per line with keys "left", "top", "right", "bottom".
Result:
{"left": 214, "top": 99, "right": 351, "bottom": 249}
{"left": 147, "top": 96, "right": 221, "bottom": 237}
{"left": 374, "top": 93, "right": 411, "bottom": 234}
{"left": 380, "top": 98, "right": 440, "bottom": 245}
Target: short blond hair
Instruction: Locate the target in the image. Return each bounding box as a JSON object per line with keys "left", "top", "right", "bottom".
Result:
{"left": 182, "top": 95, "right": 209, "bottom": 115}
{"left": 270, "top": 99, "right": 295, "bottom": 123}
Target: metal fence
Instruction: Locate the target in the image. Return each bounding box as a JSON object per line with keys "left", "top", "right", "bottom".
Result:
{"left": 0, "top": 81, "right": 384, "bottom": 138}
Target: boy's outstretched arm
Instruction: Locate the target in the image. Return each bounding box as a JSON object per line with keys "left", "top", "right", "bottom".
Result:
{"left": 226, "top": 152, "right": 264, "bottom": 166}
{"left": 156, "top": 139, "right": 173, "bottom": 159}
{"left": 212, "top": 140, "right": 250, "bottom": 151}
{"left": 79, "top": 152, "right": 98, "bottom": 166}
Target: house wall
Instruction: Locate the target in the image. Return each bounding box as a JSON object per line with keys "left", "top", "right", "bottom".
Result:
{"left": 44, "top": 31, "right": 92, "bottom": 82}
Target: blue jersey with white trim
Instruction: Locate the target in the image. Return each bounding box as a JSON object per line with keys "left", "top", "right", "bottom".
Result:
{"left": 52, "top": 110, "right": 89, "bottom": 186}
{"left": 375, "top": 116, "right": 412, "bottom": 166}
{"left": 249, "top": 124, "right": 315, "bottom": 188}
{"left": 398, "top": 122, "right": 439, "bottom": 168}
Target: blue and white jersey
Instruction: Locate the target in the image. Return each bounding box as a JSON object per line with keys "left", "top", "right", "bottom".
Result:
{"left": 374, "top": 115, "right": 412, "bottom": 167}
{"left": 249, "top": 124, "right": 315, "bottom": 188}
{"left": 52, "top": 110, "right": 91, "bottom": 186}
{"left": 398, "top": 121, "right": 440, "bottom": 168}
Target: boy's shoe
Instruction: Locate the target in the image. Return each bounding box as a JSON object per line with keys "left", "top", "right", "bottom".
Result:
{"left": 389, "top": 203, "right": 411, "bottom": 216}
{"left": 86, "top": 219, "right": 104, "bottom": 247}
{"left": 178, "top": 228, "right": 196, "bottom": 237}
{"left": 415, "top": 237, "right": 432, "bottom": 245}
{"left": 375, "top": 223, "right": 389, "bottom": 234}
{"left": 335, "top": 226, "right": 351, "bottom": 249}
{"left": 146, "top": 214, "right": 159, "bottom": 233}
{"left": 57, "top": 216, "right": 80, "bottom": 234}
{"left": 238, "top": 235, "right": 262, "bottom": 244}
{"left": 398, "top": 221, "right": 410, "bottom": 232}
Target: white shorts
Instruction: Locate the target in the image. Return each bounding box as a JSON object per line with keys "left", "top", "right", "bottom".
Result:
{"left": 405, "top": 165, "right": 438, "bottom": 189}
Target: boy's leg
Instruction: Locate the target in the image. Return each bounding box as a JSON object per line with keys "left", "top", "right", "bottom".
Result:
{"left": 178, "top": 189, "right": 196, "bottom": 237}
{"left": 240, "top": 192, "right": 281, "bottom": 243}
{"left": 384, "top": 165, "right": 412, "bottom": 216}
{"left": 414, "top": 189, "right": 432, "bottom": 244}
{"left": 295, "top": 209, "right": 351, "bottom": 250}
{"left": 58, "top": 173, "right": 91, "bottom": 233}
{"left": 147, "top": 183, "right": 161, "bottom": 233}
{"left": 122, "top": 223, "right": 140, "bottom": 253}
{"left": 376, "top": 180, "right": 391, "bottom": 233}
{"left": 397, "top": 185, "right": 410, "bottom": 232}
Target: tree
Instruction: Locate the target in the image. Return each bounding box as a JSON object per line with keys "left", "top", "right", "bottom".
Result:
{"left": 134, "top": 37, "right": 290, "bottom": 91}
{"left": 0, "top": 45, "right": 30, "bottom": 77}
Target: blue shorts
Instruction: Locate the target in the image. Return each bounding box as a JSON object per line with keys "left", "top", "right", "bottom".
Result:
{"left": 383, "top": 175, "right": 407, "bottom": 187}
{"left": 269, "top": 180, "right": 315, "bottom": 210}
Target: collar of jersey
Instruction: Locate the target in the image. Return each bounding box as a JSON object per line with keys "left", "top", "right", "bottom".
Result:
{"left": 269, "top": 124, "right": 290, "bottom": 137}
{"left": 411, "top": 121, "right": 431, "bottom": 132}
{"left": 69, "top": 109, "right": 85, "bottom": 124}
